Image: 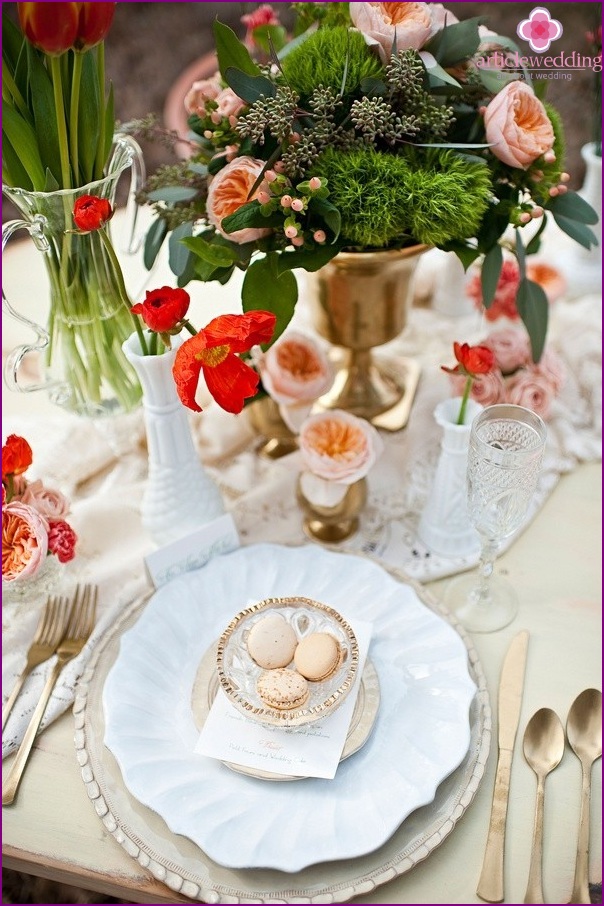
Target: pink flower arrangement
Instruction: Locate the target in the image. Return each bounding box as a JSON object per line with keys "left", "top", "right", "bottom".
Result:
{"left": 447, "top": 328, "right": 566, "bottom": 420}
{"left": 467, "top": 258, "right": 566, "bottom": 322}
{"left": 254, "top": 330, "right": 335, "bottom": 431}
{"left": 298, "top": 410, "right": 384, "bottom": 507}
{"left": 2, "top": 434, "right": 77, "bottom": 584}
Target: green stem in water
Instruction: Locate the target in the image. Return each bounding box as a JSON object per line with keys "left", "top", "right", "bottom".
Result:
{"left": 98, "top": 229, "right": 149, "bottom": 355}
{"left": 50, "top": 55, "right": 72, "bottom": 190}
{"left": 69, "top": 52, "right": 84, "bottom": 184}
{"left": 457, "top": 375, "right": 473, "bottom": 425}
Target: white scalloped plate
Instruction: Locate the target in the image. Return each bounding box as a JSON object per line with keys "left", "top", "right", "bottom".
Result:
{"left": 102, "top": 543, "right": 477, "bottom": 873}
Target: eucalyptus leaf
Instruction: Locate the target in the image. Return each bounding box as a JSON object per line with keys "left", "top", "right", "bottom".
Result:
{"left": 552, "top": 213, "right": 599, "bottom": 250}
{"left": 425, "top": 60, "right": 463, "bottom": 90}
{"left": 242, "top": 255, "right": 298, "bottom": 344}
{"left": 548, "top": 190, "right": 599, "bottom": 225}
{"left": 147, "top": 186, "right": 200, "bottom": 204}
{"left": 426, "top": 17, "right": 485, "bottom": 66}
{"left": 214, "top": 20, "right": 260, "bottom": 79}
{"left": 515, "top": 227, "right": 526, "bottom": 275}
{"left": 168, "top": 222, "right": 194, "bottom": 278}
{"left": 516, "top": 278, "right": 549, "bottom": 362}
{"left": 224, "top": 67, "right": 275, "bottom": 103}
{"left": 525, "top": 215, "right": 548, "bottom": 255}
{"left": 480, "top": 243, "right": 503, "bottom": 307}
{"left": 143, "top": 217, "right": 168, "bottom": 270}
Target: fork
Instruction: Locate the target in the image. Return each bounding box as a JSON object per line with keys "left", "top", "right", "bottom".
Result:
{"left": 2, "top": 584, "right": 98, "bottom": 806}
{"left": 2, "top": 595, "right": 70, "bottom": 731}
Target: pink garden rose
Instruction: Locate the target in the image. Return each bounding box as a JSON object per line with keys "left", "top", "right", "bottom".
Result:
{"left": 533, "top": 349, "right": 566, "bottom": 394}
{"left": 2, "top": 501, "right": 48, "bottom": 583}
{"left": 47, "top": 520, "right": 78, "bottom": 564}
{"left": 350, "top": 2, "right": 435, "bottom": 62}
{"left": 184, "top": 74, "right": 222, "bottom": 116}
{"left": 450, "top": 369, "right": 506, "bottom": 406}
{"left": 484, "top": 328, "right": 531, "bottom": 375}
{"left": 505, "top": 367, "right": 557, "bottom": 419}
{"left": 430, "top": 4, "right": 459, "bottom": 31}
{"left": 214, "top": 87, "right": 246, "bottom": 122}
{"left": 484, "top": 81, "right": 555, "bottom": 169}
{"left": 206, "top": 156, "right": 272, "bottom": 244}
{"left": 20, "top": 478, "right": 71, "bottom": 521}
{"left": 299, "top": 410, "right": 384, "bottom": 484}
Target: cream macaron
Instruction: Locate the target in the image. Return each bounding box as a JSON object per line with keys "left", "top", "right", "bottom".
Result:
{"left": 257, "top": 668, "right": 310, "bottom": 711}
{"left": 294, "top": 632, "right": 342, "bottom": 682}
{"left": 246, "top": 613, "right": 298, "bottom": 669}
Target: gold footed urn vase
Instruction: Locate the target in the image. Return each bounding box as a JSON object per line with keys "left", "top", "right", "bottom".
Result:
{"left": 307, "top": 246, "right": 427, "bottom": 431}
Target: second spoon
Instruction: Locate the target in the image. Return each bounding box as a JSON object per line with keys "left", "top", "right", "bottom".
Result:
{"left": 522, "top": 707, "right": 565, "bottom": 904}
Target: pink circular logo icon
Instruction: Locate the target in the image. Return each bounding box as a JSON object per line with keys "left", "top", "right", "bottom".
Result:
{"left": 517, "top": 7, "right": 563, "bottom": 52}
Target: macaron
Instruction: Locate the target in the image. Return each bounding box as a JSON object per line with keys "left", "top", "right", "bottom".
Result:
{"left": 246, "top": 613, "right": 298, "bottom": 669}
{"left": 257, "top": 668, "right": 310, "bottom": 711}
{"left": 294, "top": 632, "right": 342, "bottom": 682}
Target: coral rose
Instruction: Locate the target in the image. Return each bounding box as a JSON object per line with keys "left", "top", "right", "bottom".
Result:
{"left": 20, "top": 479, "right": 71, "bottom": 521}
{"left": 484, "top": 328, "right": 531, "bottom": 375}
{"left": 47, "top": 520, "right": 78, "bottom": 563}
{"left": 533, "top": 349, "right": 566, "bottom": 394}
{"left": 350, "top": 2, "right": 435, "bottom": 62}
{"left": 299, "top": 410, "right": 384, "bottom": 484}
{"left": 206, "top": 156, "right": 272, "bottom": 244}
{"left": 484, "top": 81, "right": 554, "bottom": 169}
{"left": 2, "top": 501, "right": 48, "bottom": 582}
{"left": 214, "top": 87, "right": 246, "bottom": 121}
{"left": 505, "top": 368, "right": 556, "bottom": 419}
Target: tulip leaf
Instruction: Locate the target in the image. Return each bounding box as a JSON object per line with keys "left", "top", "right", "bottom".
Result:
{"left": 548, "top": 191, "right": 599, "bottom": 225}
{"left": 214, "top": 20, "right": 261, "bottom": 80}
{"left": 2, "top": 105, "right": 46, "bottom": 189}
{"left": 143, "top": 217, "right": 168, "bottom": 270}
{"left": 516, "top": 278, "right": 549, "bottom": 362}
{"left": 242, "top": 254, "right": 298, "bottom": 345}
{"left": 77, "top": 51, "right": 101, "bottom": 185}
{"left": 1, "top": 130, "right": 33, "bottom": 190}
{"left": 26, "top": 44, "right": 62, "bottom": 184}
{"left": 224, "top": 67, "right": 275, "bottom": 103}
{"left": 480, "top": 243, "right": 503, "bottom": 308}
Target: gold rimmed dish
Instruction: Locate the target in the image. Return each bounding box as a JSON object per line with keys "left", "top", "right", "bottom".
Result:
{"left": 216, "top": 596, "right": 360, "bottom": 728}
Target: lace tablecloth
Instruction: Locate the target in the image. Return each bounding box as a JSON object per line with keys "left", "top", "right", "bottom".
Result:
{"left": 2, "top": 255, "right": 601, "bottom": 759}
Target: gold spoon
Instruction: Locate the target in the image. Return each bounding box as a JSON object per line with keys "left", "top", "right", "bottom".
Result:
{"left": 566, "top": 688, "right": 602, "bottom": 904}
{"left": 522, "top": 707, "right": 565, "bottom": 904}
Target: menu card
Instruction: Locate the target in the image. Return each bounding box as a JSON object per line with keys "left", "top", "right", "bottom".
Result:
{"left": 194, "top": 620, "right": 372, "bottom": 779}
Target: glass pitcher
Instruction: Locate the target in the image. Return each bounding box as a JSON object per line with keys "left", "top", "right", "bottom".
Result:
{"left": 2, "top": 134, "right": 145, "bottom": 417}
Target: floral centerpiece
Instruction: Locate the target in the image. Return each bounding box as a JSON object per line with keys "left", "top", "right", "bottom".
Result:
{"left": 2, "top": 434, "right": 77, "bottom": 587}
{"left": 137, "top": 1, "right": 598, "bottom": 365}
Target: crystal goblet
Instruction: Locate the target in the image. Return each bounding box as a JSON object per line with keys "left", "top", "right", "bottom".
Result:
{"left": 445, "top": 404, "right": 547, "bottom": 633}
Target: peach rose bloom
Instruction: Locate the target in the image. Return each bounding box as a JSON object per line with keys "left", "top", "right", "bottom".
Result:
{"left": 20, "top": 479, "right": 70, "bottom": 521}
{"left": 484, "top": 81, "right": 554, "bottom": 168}
{"left": 214, "top": 87, "right": 246, "bottom": 121}
{"left": 526, "top": 261, "right": 566, "bottom": 302}
{"left": 505, "top": 368, "right": 556, "bottom": 419}
{"left": 484, "top": 328, "right": 531, "bottom": 375}
{"left": 206, "top": 156, "right": 272, "bottom": 244}
{"left": 2, "top": 501, "right": 48, "bottom": 582}
{"left": 260, "top": 332, "right": 334, "bottom": 405}
{"left": 184, "top": 74, "right": 222, "bottom": 116}
{"left": 430, "top": 4, "right": 459, "bottom": 32}
{"left": 299, "top": 410, "right": 384, "bottom": 484}
{"left": 533, "top": 349, "right": 566, "bottom": 394}
{"left": 350, "top": 2, "right": 435, "bottom": 62}
{"left": 450, "top": 370, "right": 505, "bottom": 406}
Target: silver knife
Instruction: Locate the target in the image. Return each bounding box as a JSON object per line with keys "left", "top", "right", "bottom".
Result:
{"left": 476, "top": 630, "right": 529, "bottom": 903}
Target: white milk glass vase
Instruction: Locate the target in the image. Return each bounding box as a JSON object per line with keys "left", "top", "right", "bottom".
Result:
{"left": 122, "top": 333, "right": 225, "bottom": 545}
{"left": 417, "top": 397, "right": 483, "bottom": 558}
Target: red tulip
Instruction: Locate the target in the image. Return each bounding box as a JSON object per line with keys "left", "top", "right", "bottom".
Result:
{"left": 18, "top": 3, "right": 79, "bottom": 55}
{"left": 72, "top": 195, "right": 113, "bottom": 232}
{"left": 441, "top": 342, "right": 495, "bottom": 378}
{"left": 17, "top": 2, "right": 115, "bottom": 55}
{"left": 131, "top": 287, "right": 191, "bottom": 334}
{"left": 173, "top": 312, "right": 277, "bottom": 414}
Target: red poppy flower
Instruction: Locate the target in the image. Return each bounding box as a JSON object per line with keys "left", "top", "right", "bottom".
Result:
{"left": 173, "top": 311, "right": 277, "bottom": 414}
{"left": 72, "top": 195, "right": 113, "bottom": 232}
{"left": 131, "top": 287, "right": 190, "bottom": 333}
{"left": 2, "top": 435, "right": 33, "bottom": 482}
{"left": 441, "top": 342, "right": 495, "bottom": 378}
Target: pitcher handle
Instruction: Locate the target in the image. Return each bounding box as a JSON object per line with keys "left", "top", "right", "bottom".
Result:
{"left": 2, "top": 215, "right": 54, "bottom": 395}
{"left": 108, "top": 132, "right": 146, "bottom": 256}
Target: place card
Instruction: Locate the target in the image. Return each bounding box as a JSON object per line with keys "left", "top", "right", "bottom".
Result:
{"left": 145, "top": 513, "right": 240, "bottom": 588}
{"left": 194, "top": 620, "right": 372, "bottom": 779}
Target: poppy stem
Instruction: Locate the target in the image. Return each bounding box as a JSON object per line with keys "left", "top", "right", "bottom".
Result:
{"left": 98, "top": 229, "right": 149, "bottom": 356}
{"left": 457, "top": 375, "right": 473, "bottom": 425}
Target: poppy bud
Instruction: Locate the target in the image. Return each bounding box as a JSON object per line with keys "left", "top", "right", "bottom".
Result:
{"left": 72, "top": 195, "right": 113, "bottom": 232}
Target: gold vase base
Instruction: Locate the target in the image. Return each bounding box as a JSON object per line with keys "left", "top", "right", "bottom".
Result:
{"left": 255, "top": 436, "right": 299, "bottom": 459}
{"left": 302, "top": 516, "right": 360, "bottom": 543}
{"left": 318, "top": 355, "right": 421, "bottom": 432}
